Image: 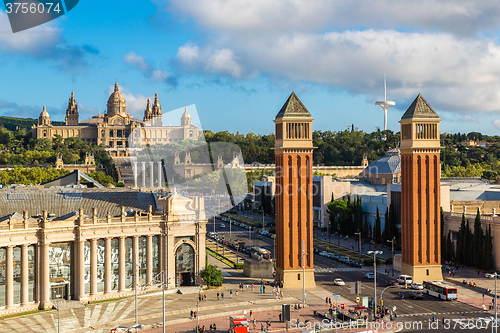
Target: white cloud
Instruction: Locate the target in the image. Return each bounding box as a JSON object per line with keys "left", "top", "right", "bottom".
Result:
{"left": 463, "top": 115, "right": 478, "bottom": 123}
{"left": 493, "top": 119, "right": 500, "bottom": 129}
{"left": 162, "top": 0, "right": 500, "bottom": 113}
{"left": 124, "top": 52, "right": 151, "bottom": 71}
{"left": 123, "top": 51, "right": 172, "bottom": 84}
{"left": 166, "top": 0, "right": 500, "bottom": 37}
{"left": 0, "top": 11, "right": 61, "bottom": 54}
{"left": 176, "top": 45, "right": 244, "bottom": 78}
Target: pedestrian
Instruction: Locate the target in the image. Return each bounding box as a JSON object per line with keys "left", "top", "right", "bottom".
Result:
{"left": 432, "top": 315, "right": 435, "bottom": 322}
{"left": 213, "top": 323, "right": 217, "bottom": 331}
{"left": 201, "top": 325, "right": 205, "bottom": 332}
{"left": 260, "top": 285, "right": 263, "bottom": 293}
{"left": 209, "top": 324, "right": 213, "bottom": 331}
{"left": 251, "top": 283, "right": 254, "bottom": 291}
{"left": 235, "top": 291, "right": 238, "bottom": 298}
{"left": 190, "top": 310, "right": 194, "bottom": 319}
{"left": 279, "top": 313, "right": 282, "bottom": 322}
{"left": 221, "top": 292, "right": 224, "bottom": 299}
{"left": 253, "top": 319, "right": 257, "bottom": 329}
{"left": 194, "top": 311, "right": 197, "bottom": 318}
{"left": 329, "top": 297, "right": 331, "bottom": 304}
{"left": 261, "top": 323, "right": 264, "bottom": 332}
{"left": 217, "top": 292, "right": 220, "bottom": 300}
{"left": 230, "top": 290, "right": 233, "bottom": 298}
{"left": 263, "top": 285, "right": 266, "bottom": 293}
{"left": 250, "top": 310, "right": 253, "bottom": 318}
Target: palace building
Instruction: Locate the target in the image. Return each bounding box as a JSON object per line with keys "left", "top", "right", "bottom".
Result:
{"left": 32, "top": 82, "right": 200, "bottom": 157}
{"left": 0, "top": 184, "right": 207, "bottom": 316}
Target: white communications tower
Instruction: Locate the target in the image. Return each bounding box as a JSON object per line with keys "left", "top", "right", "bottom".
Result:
{"left": 375, "top": 75, "right": 395, "bottom": 131}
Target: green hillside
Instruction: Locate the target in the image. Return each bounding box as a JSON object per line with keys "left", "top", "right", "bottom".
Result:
{"left": 0, "top": 116, "right": 64, "bottom": 131}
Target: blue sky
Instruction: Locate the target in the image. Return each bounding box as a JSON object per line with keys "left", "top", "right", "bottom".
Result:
{"left": 2, "top": 1, "right": 500, "bottom": 135}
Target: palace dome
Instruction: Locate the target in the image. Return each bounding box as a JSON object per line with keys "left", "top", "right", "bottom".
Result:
{"left": 107, "top": 82, "right": 127, "bottom": 116}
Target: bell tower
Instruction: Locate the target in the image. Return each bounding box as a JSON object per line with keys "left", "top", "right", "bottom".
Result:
{"left": 274, "top": 92, "right": 315, "bottom": 288}
{"left": 65, "top": 91, "right": 79, "bottom": 125}
{"left": 399, "top": 94, "right": 442, "bottom": 283}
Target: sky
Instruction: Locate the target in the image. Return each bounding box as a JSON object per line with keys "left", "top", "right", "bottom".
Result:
{"left": 2, "top": 1, "right": 500, "bottom": 135}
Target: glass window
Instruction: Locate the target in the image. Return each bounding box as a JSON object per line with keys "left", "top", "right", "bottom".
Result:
{"left": 84, "top": 241, "right": 90, "bottom": 294}
{"left": 13, "top": 247, "right": 21, "bottom": 304}
{"left": 28, "top": 245, "right": 35, "bottom": 302}
{"left": 111, "top": 239, "right": 119, "bottom": 291}
{"left": 125, "top": 238, "right": 133, "bottom": 289}
{"left": 49, "top": 243, "right": 72, "bottom": 300}
{"left": 97, "top": 240, "right": 105, "bottom": 292}
{"left": 152, "top": 236, "right": 159, "bottom": 277}
{"left": 0, "top": 248, "right": 5, "bottom": 307}
{"left": 139, "top": 237, "right": 147, "bottom": 286}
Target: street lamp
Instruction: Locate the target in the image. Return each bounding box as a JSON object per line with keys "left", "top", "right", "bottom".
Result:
{"left": 301, "top": 239, "right": 308, "bottom": 309}
{"left": 55, "top": 294, "right": 61, "bottom": 333}
{"left": 196, "top": 285, "right": 202, "bottom": 331}
{"left": 493, "top": 272, "right": 498, "bottom": 333}
{"left": 386, "top": 237, "right": 395, "bottom": 277}
{"left": 368, "top": 250, "right": 382, "bottom": 321}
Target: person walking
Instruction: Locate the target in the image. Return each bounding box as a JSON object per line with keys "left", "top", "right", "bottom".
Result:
{"left": 217, "top": 292, "right": 220, "bottom": 300}
{"left": 230, "top": 290, "right": 233, "bottom": 298}
{"left": 250, "top": 310, "right": 253, "bottom": 318}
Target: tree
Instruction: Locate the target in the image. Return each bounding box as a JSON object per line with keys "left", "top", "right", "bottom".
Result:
{"left": 374, "top": 205, "right": 381, "bottom": 243}
{"left": 327, "top": 199, "right": 349, "bottom": 235}
{"left": 456, "top": 213, "right": 466, "bottom": 263}
{"left": 484, "top": 225, "right": 494, "bottom": 271}
{"left": 472, "top": 208, "right": 484, "bottom": 268}
{"left": 199, "top": 264, "right": 223, "bottom": 287}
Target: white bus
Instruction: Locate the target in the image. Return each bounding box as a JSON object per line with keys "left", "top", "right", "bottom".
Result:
{"left": 251, "top": 246, "right": 272, "bottom": 261}
{"left": 423, "top": 280, "right": 458, "bottom": 300}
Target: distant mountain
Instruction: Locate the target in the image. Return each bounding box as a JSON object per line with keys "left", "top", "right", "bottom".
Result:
{"left": 0, "top": 116, "right": 63, "bottom": 131}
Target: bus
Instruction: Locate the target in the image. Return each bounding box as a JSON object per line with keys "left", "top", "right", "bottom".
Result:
{"left": 423, "top": 281, "right": 458, "bottom": 300}
{"left": 251, "top": 246, "right": 272, "bottom": 261}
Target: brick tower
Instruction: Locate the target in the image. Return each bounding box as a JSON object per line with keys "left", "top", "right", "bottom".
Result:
{"left": 274, "top": 92, "right": 315, "bottom": 288}
{"left": 399, "top": 94, "right": 443, "bottom": 283}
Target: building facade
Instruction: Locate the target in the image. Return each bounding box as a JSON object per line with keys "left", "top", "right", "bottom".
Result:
{"left": 32, "top": 83, "right": 200, "bottom": 157}
{"left": 274, "top": 92, "right": 315, "bottom": 288}
{"left": 0, "top": 188, "right": 206, "bottom": 316}
{"left": 399, "top": 94, "right": 442, "bottom": 283}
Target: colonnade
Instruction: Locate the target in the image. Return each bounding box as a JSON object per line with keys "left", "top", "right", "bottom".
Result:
{"left": 132, "top": 161, "right": 163, "bottom": 188}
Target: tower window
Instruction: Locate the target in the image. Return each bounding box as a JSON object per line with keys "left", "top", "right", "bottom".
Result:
{"left": 297, "top": 273, "right": 300, "bottom": 280}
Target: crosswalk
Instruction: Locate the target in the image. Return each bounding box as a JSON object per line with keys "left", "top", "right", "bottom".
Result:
{"left": 399, "top": 310, "right": 487, "bottom": 317}
{"left": 314, "top": 267, "right": 370, "bottom": 273}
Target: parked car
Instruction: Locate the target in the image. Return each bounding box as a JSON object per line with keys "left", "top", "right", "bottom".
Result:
{"left": 486, "top": 273, "right": 496, "bottom": 279}
{"left": 411, "top": 283, "right": 423, "bottom": 290}
{"left": 365, "top": 272, "right": 374, "bottom": 279}
{"left": 220, "top": 224, "right": 225, "bottom": 228}
{"left": 334, "top": 278, "right": 345, "bottom": 286}
{"left": 386, "top": 280, "right": 399, "bottom": 287}
{"left": 409, "top": 291, "right": 424, "bottom": 299}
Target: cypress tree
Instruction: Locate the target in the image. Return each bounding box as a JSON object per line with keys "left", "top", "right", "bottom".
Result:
{"left": 456, "top": 213, "right": 466, "bottom": 263}
{"left": 473, "top": 208, "right": 484, "bottom": 269}
{"left": 375, "top": 205, "right": 381, "bottom": 243}
{"left": 464, "top": 220, "right": 472, "bottom": 266}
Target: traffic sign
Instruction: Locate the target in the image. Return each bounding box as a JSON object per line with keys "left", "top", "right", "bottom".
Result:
{"left": 340, "top": 304, "right": 345, "bottom": 309}
{"left": 354, "top": 306, "right": 365, "bottom": 310}
{"left": 356, "top": 296, "right": 360, "bottom": 303}
{"left": 111, "top": 329, "right": 116, "bottom": 333}
{"left": 332, "top": 293, "right": 340, "bottom": 300}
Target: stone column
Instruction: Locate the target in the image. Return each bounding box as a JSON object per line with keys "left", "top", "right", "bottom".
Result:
{"left": 157, "top": 161, "right": 162, "bottom": 188}
{"left": 133, "top": 162, "right": 138, "bottom": 188}
{"left": 21, "top": 244, "right": 29, "bottom": 306}
{"left": 39, "top": 242, "right": 51, "bottom": 309}
{"left": 5, "top": 246, "right": 13, "bottom": 308}
{"left": 90, "top": 239, "right": 97, "bottom": 296}
{"left": 150, "top": 162, "right": 154, "bottom": 188}
{"left": 141, "top": 162, "right": 146, "bottom": 188}
{"left": 75, "top": 240, "right": 85, "bottom": 300}
{"left": 133, "top": 236, "right": 139, "bottom": 287}
{"left": 146, "top": 235, "right": 152, "bottom": 285}
{"left": 118, "top": 237, "right": 126, "bottom": 292}
{"left": 104, "top": 238, "right": 112, "bottom": 294}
